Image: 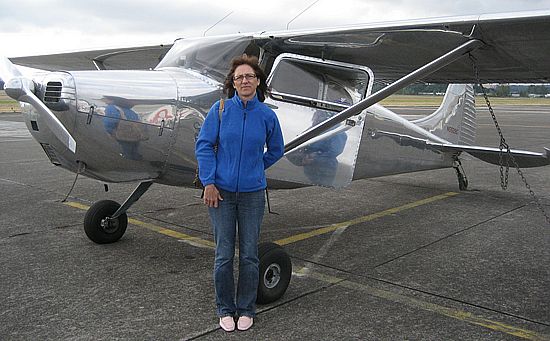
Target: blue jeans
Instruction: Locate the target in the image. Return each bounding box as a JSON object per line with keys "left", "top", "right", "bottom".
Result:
{"left": 208, "top": 189, "right": 265, "bottom": 318}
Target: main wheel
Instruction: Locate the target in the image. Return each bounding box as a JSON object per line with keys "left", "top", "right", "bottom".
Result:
{"left": 257, "top": 242, "right": 292, "bottom": 304}
{"left": 84, "top": 200, "right": 127, "bottom": 244}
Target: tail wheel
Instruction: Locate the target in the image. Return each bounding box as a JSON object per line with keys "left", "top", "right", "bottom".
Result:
{"left": 458, "top": 171, "right": 469, "bottom": 190}
{"left": 454, "top": 160, "right": 468, "bottom": 191}
{"left": 84, "top": 200, "right": 127, "bottom": 244}
{"left": 257, "top": 242, "right": 292, "bottom": 304}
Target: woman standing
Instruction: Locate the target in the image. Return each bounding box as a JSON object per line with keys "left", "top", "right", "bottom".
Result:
{"left": 195, "top": 55, "right": 284, "bottom": 332}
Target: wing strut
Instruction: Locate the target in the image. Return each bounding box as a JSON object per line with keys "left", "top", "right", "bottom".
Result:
{"left": 283, "top": 39, "right": 484, "bottom": 153}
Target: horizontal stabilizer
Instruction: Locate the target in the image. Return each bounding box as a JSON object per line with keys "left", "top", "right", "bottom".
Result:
{"left": 429, "top": 143, "right": 550, "bottom": 168}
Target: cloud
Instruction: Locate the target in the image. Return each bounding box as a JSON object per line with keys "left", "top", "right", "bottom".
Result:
{"left": 1, "top": 0, "right": 550, "bottom": 57}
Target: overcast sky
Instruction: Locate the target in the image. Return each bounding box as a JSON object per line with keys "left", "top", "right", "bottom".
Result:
{"left": 1, "top": 0, "right": 550, "bottom": 57}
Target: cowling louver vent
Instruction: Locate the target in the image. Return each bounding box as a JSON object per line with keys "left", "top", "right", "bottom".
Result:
{"left": 44, "top": 81, "right": 62, "bottom": 103}
{"left": 40, "top": 143, "right": 61, "bottom": 165}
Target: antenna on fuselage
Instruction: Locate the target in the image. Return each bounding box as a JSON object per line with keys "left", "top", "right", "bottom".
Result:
{"left": 203, "top": 11, "right": 234, "bottom": 36}
{"left": 286, "top": 0, "right": 320, "bottom": 30}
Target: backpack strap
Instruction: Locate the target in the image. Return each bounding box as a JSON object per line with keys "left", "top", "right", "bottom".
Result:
{"left": 218, "top": 98, "right": 224, "bottom": 120}
{"left": 215, "top": 98, "right": 224, "bottom": 145}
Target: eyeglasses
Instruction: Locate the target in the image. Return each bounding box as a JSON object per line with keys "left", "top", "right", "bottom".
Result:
{"left": 233, "top": 73, "right": 257, "bottom": 82}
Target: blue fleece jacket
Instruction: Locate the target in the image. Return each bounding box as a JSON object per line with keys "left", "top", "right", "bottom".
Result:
{"left": 103, "top": 105, "right": 140, "bottom": 134}
{"left": 195, "top": 94, "right": 284, "bottom": 192}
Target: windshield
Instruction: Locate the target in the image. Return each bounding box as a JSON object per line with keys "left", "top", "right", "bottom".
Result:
{"left": 156, "top": 35, "right": 257, "bottom": 83}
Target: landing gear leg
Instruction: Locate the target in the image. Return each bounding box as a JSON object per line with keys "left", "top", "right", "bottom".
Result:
{"left": 83, "top": 181, "right": 153, "bottom": 244}
{"left": 453, "top": 159, "right": 468, "bottom": 191}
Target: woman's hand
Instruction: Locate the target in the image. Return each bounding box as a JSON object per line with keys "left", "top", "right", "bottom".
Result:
{"left": 203, "top": 184, "right": 223, "bottom": 208}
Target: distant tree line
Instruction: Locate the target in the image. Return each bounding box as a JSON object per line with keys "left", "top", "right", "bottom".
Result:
{"left": 480, "top": 84, "right": 549, "bottom": 97}
{"left": 373, "top": 83, "right": 550, "bottom": 97}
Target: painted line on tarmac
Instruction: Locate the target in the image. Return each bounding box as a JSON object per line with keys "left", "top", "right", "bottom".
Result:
{"left": 65, "top": 192, "right": 458, "bottom": 250}
{"left": 129, "top": 218, "right": 215, "bottom": 249}
{"left": 64, "top": 199, "right": 547, "bottom": 339}
{"left": 63, "top": 201, "right": 215, "bottom": 249}
{"left": 64, "top": 201, "right": 90, "bottom": 210}
{"left": 478, "top": 123, "right": 550, "bottom": 129}
{"left": 0, "top": 177, "right": 28, "bottom": 186}
{"left": 275, "top": 192, "right": 459, "bottom": 246}
{"left": 297, "top": 268, "right": 549, "bottom": 341}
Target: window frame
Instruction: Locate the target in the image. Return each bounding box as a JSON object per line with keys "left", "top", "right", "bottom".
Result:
{"left": 266, "top": 53, "right": 374, "bottom": 111}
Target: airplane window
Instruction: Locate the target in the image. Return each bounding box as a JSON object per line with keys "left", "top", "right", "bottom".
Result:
{"left": 327, "top": 80, "right": 356, "bottom": 105}
{"left": 270, "top": 61, "right": 321, "bottom": 99}
{"left": 156, "top": 36, "right": 258, "bottom": 82}
{"left": 195, "top": 42, "right": 259, "bottom": 78}
{"left": 268, "top": 57, "right": 370, "bottom": 110}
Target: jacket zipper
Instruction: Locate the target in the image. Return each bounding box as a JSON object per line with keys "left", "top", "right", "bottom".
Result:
{"left": 236, "top": 109, "right": 247, "bottom": 192}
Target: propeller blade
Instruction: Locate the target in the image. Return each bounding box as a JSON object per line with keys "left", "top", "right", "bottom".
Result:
{"left": 2, "top": 56, "right": 77, "bottom": 153}
{"left": 0, "top": 56, "right": 23, "bottom": 81}
{"left": 14, "top": 78, "right": 76, "bottom": 153}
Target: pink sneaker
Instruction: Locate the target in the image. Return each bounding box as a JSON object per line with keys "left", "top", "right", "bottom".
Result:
{"left": 219, "top": 316, "right": 235, "bottom": 332}
{"left": 237, "top": 316, "right": 253, "bottom": 331}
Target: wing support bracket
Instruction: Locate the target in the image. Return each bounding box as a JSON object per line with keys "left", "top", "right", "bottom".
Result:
{"left": 284, "top": 39, "right": 484, "bottom": 153}
{"left": 86, "top": 106, "right": 95, "bottom": 124}
{"left": 110, "top": 181, "right": 153, "bottom": 219}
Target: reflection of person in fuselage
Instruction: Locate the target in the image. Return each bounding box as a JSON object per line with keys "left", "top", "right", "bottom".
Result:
{"left": 102, "top": 96, "right": 143, "bottom": 161}
{"left": 301, "top": 109, "right": 347, "bottom": 185}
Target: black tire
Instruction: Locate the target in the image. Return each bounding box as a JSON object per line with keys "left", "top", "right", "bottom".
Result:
{"left": 257, "top": 242, "right": 292, "bottom": 304}
{"left": 84, "top": 200, "right": 127, "bottom": 244}
{"left": 458, "top": 172, "right": 468, "bottom": 191}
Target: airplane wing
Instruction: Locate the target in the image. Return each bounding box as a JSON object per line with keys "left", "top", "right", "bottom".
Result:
{"left": 251, "top": 10, "right": 550, "bottom": 153}
{"left": 8, "top": 10, "right": 550, "bottom": 83}
{"left": 8, "top": 9, "right": 550, "bottom": 81}
{"left": 255, "top": 10, "right": 550, "bottom": 84}
{"left": 9, "top": 44, "right": 173, "bottom": 71}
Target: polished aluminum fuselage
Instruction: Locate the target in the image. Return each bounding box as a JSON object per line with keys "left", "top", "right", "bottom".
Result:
{"left": 22, "top": 35, "right": 468, "bottom": 189}
{"left": 9, "top": 10, "right": 550, "bottom": 189}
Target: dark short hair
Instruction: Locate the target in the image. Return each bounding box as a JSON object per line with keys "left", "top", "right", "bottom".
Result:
{"left": 223, "top": 54, "right": 268, "bottom": 102}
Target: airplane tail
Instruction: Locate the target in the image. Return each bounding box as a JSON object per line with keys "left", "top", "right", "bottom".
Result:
{"left": 412, "top": 84, "right": 476, "bottom": 145}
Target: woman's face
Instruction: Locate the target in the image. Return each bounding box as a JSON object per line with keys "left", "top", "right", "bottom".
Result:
{"left": 233, "top": 64, "right": 259, "bottom": 101}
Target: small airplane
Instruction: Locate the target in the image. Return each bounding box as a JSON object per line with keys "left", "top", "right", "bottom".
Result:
{"left": 2, "top": 10, "right": 550, "bottom": 304}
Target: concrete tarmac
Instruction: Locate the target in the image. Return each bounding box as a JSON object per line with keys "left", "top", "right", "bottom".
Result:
{"left": 0, "top": 106, "right": 549, "bottom": 340}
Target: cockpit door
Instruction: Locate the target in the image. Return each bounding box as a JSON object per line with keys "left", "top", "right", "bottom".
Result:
{"left": 264, "top": 54, "right": 373, "bottom": 188}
